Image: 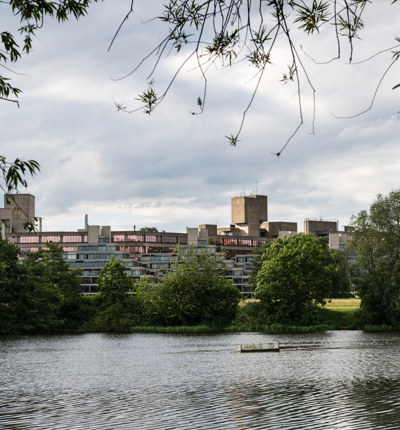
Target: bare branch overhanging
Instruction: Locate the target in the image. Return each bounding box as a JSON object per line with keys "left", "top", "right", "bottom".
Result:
{"left": 112, "top": 0, "right": 399, "bottom": 156}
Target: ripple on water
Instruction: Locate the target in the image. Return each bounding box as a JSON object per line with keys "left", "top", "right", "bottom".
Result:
{"left": 1, "top": 331, "right": 400, "bottom": 429}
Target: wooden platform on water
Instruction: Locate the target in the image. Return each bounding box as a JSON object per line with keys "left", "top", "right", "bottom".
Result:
{"left": 239, "top": 343, "right": 280, "bottom": 353}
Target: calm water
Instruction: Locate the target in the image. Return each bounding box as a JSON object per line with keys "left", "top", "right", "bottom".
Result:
{"left": 1, "top": 331, "right": 400, "bottom": 429}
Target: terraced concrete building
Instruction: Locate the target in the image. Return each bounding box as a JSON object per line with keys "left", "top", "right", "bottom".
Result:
{"left": 2, "top": 193, "right": 347, "bottom": 295}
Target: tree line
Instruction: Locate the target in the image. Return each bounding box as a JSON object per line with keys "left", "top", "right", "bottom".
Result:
{"left": 2, "top": 189, "right": 400, "bottom": 334}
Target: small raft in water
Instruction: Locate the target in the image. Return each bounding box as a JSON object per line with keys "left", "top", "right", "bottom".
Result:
{"left": 239, "top": 343, "right": 280, "bottom": 353}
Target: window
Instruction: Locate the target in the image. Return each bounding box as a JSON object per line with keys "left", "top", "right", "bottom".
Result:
{"left": 113, "top": 235, "right": 125, "bottom": 242}
{"left": 162, "top": 236, "right": 177, "bottom": 244}
{"left": 19, "top": 236, "right": 39, "bottom": 244}
{"left": 160, "top": 255, "right": 172, "bottom": 261}
{"left": 146, "top": 247, "right": 161, "bottom": 253}
{"left": 63, "top": 246, "right": 77, "bottom": 252}
{"left": 63, "top": 235, "right": 83, "bottom": 243}
{"left": 43, "top": 236, "right": 61, "bottom": 243}
{"left": 178, "top": 236, "right": 188, "bottom": 244}
{"left": 98, "top": 237, "right": 109, "bottom": 243}
{"left": 238, "top": 239, "right": 252, "bottom": 246}
{"left": 128, "top": 246, "right": 143, "bottom": 254}
{"left": 21, "top": 247, "right": 38, "bottom": 252}
{"left": 132, "top": 269, "right": 143, "bottom": 275}
{"left": 127, "top": 234, "right": 143, "bottom": 242}
{"left": 163, "top": 247, "right": 175, "bottom": 253}
{"left": 106, "top": 246, "right": 116, "bottom": 251}
{"left": 224, "top": 238, "right": 237, "bottom": 246}
{"left": 145, "top": 235, "right": 161, "bottom": 243}
{"left": 123, "top": 261, "right": 133, "bottom": 267}
{"left": 253, "top": 240, "right": 266, "bottom": 247}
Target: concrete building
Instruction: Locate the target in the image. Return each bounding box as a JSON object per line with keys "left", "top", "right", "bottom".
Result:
{"left": 304, "top": 218, "right": 349, "bottom": 250}
{"left": 217, "top": 195, "right": 298, "bottom": 239}
{"left": 2, "top": 193, "right": 349, "bottom": 294}
{"left": 0, "top": 194, "right": 37, "bottom": 234}
{"left": 304, "top": 218, "right": 338, "bottom": 235}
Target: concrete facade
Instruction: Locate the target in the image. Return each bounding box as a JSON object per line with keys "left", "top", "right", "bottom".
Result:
{"left": 304, "top": 218, "right": 338, "bottom": 235}
{"left": 231, "top": 195, "right": 268, "bottom": 236}
{"left": 261, "top": 221, "right": 298, "bottom": 239}
{"left": 1, "top": 194, "right": 36, "bottom": 233}
{"left": 3, "top": 193, "right": 349, "bottom": 294}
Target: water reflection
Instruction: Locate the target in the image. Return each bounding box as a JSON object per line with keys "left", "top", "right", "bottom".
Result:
{"left": 1, "top": 331, "right": 400, "bottom": 429}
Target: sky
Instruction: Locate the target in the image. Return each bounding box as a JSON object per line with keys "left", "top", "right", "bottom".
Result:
{"left": 1, "top": 1, "right": 400, "bottom": 234}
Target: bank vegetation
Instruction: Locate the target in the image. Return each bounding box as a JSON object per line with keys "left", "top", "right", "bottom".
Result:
{"left": 2, "top": 189, "right": 400, "bottom": 334}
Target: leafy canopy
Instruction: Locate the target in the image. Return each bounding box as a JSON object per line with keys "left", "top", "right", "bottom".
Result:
{"left": 349, "top": 189, "right": 400, "bottom": 326}
{"left": 98, "top": 255, "right": 133, "bottom": 301}
{"left": 255, "top": 233, "right": 333, "bottom": 323}
{"left": 136, "top": 246, "right": 240, "bottom": 325}
{"left": 0, "top": 240, "right": 84, "bottom": 334}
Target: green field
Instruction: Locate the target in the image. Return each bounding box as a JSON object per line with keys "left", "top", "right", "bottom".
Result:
{"left": 325, "top": 298, "right": 361, "bottom": 310}
{"left": 322, "top": 298, "right": 362, "bottom": 329}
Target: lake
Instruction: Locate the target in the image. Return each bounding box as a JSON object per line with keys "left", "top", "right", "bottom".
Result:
{"left": 1, "top": 331, "right": 400, "bottom": 429}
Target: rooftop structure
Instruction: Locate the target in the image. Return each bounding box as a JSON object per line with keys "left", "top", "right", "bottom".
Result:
{"left": 0, "top": 194, "right": 37, "bottom": 235}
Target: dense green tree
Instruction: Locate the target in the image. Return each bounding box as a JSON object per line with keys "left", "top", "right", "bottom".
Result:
{"left": 136, "top": 246, "right": 240, "bottom": 325}
{"left": 139, "top": 227, "right": 159, "bottom": 232}
{"left": 329, "top": 249, "right": 352, "bottom": 298}
{"left": 24, "top": 243, "right": 83, "bottom": 297}
{"left": 94, "top": 256, "right": 142, "bottom": 332}
{"left": 0, "top": 236, "right": 28, "bottom": 333}
{"left": 24, "top": 243, "right": 86, "bottom": 330}
{"left": 97, "top": 255, "right": 133, "bottom": 301}
{"left": 349, "top": 190, "right": 400, "bottom": 326}
{"left": 255, "top": 234, "right": 333, "bottom": 323}
{"left": 0, "top": 239, "right": 73, "bottom": 333}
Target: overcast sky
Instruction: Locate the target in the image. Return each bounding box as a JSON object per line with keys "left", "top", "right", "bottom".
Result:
{"left": 1, "top": 1, "right": 400, "bottom": 233}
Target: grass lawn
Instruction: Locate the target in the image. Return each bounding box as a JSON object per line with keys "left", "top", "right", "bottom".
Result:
{"left": 325, "top": 298, "right": 361, "bottom": 310}
{"left": 322, "top": 298, "right": 362, "bottom": 329}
